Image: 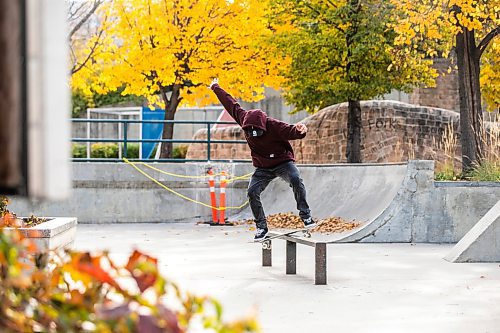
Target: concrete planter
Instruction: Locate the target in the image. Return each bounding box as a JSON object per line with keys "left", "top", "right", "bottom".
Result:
{"left": 3, "top": 217, "right": 77, "bottom": 251}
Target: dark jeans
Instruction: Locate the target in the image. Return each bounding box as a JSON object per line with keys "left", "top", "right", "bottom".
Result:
{"left": 247, "top": 161, "right": 311, "bottom": 229}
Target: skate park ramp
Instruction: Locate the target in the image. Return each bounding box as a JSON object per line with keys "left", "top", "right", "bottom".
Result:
{"left": 229, "top": 163, "right": 408, "bottom": 241}
{"left": 445, "top": 199, "right": 500, "bottom": 263}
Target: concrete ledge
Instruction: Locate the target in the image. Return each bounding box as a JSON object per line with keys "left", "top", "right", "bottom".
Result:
{"left": 5, "top": 217, "right": 78, "bottom": 251}
{"left": 435, "top": 181, "right": 500, "bottom": 188}
{"left": 16, "top": 217, "right": 77, "bottom": 238}
{"left": 445, "top": 200, "right": 500, "bottom": 263}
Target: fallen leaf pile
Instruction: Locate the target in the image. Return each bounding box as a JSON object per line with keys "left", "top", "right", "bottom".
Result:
{"left": 313, "top": 217, "right": 360, "bottom": 233}
{"left": 0, "top": 196, "right": 46, "bottom": 228}
{"left": 23, "top": 215, "right": 48, "bottom": 227}
{"left": 238, "top": 212, "right": 361, "bottom": 234}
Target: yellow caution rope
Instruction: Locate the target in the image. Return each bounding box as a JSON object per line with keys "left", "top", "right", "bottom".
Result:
{"left": 123, "top": 158, "right": 250, "bottom": 211}
{"left": 127, "top": 159, "right": 253, "bottom": 182}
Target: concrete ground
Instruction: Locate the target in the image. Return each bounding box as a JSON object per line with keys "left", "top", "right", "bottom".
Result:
{"left": 74, "top": 223, "right": 500, "bottom": 333}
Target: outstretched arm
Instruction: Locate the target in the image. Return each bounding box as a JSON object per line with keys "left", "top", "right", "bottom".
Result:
{"left": 209, "top": 78, "right": 246, "bottom": 126}
{"left": 273, "top": 120, "right": 307, "bottom": 140}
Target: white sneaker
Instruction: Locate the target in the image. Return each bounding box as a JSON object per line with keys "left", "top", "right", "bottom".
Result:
{"left": 253, "top": 228, "right": 269, "bottom": 242}
{"left": 303, "top": 217, "right": 317, "bottom": 229}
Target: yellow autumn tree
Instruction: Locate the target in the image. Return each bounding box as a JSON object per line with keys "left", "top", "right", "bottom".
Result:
{"left": 480, "top": 39, "right": 499, "bottom": 112}
{"left": 72, "top": 0, "right": 286, "bottom": 158}
{"left": 268, "top": 0, "right": 439, "bottom": 163}
{"left": 390, "top": 0, "right": 499, "bottom": 172}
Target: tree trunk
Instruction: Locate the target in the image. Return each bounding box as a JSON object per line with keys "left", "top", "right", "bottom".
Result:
{"left": 0, "top": 0, "right": 25, "bottom": 193}
{"left": 455, "top": 27, "right": 483, "bottom": 173}
{"left": 346, "top": 99, "right": 362, "bottom": 163}
{"left": 345, "top": 0, "right": 362, "bottom": 163}
{"left": 159, "top": 84, "right": 181, "bottom": 158}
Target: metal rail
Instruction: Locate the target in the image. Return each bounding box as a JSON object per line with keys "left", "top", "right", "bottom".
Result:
{"left": 71, "top": 118, "right": 249, "bottom": 162}
{"left": 262, "top": 232, "right": 328, "bottom": 285}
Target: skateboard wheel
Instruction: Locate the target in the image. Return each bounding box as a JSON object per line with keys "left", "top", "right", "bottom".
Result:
{"left": 262, "top": 240, "right": 271, "bottom": 250}
{"left": 303, "top": 231, "right": 311, "bottom": 238}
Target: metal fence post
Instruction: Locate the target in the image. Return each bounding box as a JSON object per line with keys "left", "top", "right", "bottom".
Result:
{"left": 206, "top": 123, "right": 211, "bottom": 161}
{"left": 71, "top": 118, "right": 246, "bottom": 162}
{"left": 123, "top": 122, "right": 128, "bottom": 158}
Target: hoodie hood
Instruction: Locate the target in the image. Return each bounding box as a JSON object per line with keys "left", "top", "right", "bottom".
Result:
{"left": 242, "top": 109, "right": 267, "bottom": 131}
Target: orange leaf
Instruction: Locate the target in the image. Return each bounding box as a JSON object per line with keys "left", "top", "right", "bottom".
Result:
{"left": 125, "top": 250, "right": 158, "bottom": 272}
{"left": 126, "top": 250, "right": 159, "bottom": 292}
{"left": 72, "top": 252, "right": 122, "bottom": 291}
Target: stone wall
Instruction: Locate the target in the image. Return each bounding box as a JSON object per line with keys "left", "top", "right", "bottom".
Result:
{"left": 188, "top": 125, "right": 251, "bottom": 162}
{"left": 186, "top": 100, "right": 463, "bottom": 164}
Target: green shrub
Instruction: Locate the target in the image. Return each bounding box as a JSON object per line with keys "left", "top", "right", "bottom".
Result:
{"left": 91, "top": 143, "right": 119, "bottom": 158}
{"left": 73, "top": 143, "right": 118, "bottom": 158}
{"left": 435, "top": 163, "right": 460, "bottom": 181}
{"left": 468, "top": 161, "right": 500, "bottom": 182}
{"left": 173, "top": 145, "right": 189, "bottom": 159}
{"left": 72, "top": 143, "right": 188, "bottom": 159}
{"left": 72, "top": 144, "right": 87, "bottom": 158}
{"left": 123, "top": 143, "right": 140, "bottom": 158}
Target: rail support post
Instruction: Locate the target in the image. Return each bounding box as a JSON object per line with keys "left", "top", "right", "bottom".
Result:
{"left": 262, "top": 240, "right": 272, "bottom": 267}
{"left": 286, "top": 241, "right": 297, "bottom": 274}
{"left": 315, "top": 243, "right": 327, "bottom": 285}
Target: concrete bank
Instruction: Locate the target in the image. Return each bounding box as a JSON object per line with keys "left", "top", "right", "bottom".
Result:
{"left": 9, "top": 161, "right": 500, "bottom": 243}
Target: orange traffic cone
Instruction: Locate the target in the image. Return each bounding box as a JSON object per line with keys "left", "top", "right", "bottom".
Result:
{"left": 207, "top": 169, "right": 218, "bottom": 224}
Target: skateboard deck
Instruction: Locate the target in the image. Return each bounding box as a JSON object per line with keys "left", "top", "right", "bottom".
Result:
{"left": 250, "top": 227, "right": 312, "bottom": 244}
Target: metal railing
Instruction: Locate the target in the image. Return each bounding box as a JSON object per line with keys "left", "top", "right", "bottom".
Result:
{"left": 71, "top": 118, "right": 250, "bottom": 163}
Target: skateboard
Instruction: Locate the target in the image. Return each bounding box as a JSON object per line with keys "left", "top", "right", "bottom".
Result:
{"left": 250, "top": 228, "right": 313, "bottom": 248}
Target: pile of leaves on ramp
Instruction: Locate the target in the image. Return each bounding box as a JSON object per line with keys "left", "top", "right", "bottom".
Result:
{"left": 238, "top": 212, "right": 360, "bottom": 234}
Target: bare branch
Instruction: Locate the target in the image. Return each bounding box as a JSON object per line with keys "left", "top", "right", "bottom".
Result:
{"left": 69, "top": 0, "right": 104, "bottom": 39}
{"left": 478, "top": 26, "right": 499, "bottom": 57}
{"left": 68, "top": 2, "right": 87, "bottom": 22}
{"left": 71, "top": 29, "right": 104, "bottom": 74}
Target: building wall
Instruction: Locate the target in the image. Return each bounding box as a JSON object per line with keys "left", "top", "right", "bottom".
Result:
{"left": 409, "top": 58, "right": 460, "bottom": 112}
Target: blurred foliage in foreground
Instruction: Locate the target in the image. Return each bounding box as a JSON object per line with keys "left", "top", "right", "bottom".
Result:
{"left": 0, "top": 227, "right": 259, "bottom": 332}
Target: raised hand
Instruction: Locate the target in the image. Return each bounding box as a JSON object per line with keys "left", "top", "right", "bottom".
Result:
{"left": 295, "top": 123, "right": 307, "bottom": 134}
{"left": 209, "top": 78, "right": 219, "bottom": 89}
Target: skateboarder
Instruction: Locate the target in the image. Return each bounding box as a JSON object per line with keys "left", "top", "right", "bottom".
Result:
{"left": 209, "top": 78, "right": 316, "bottom": 241}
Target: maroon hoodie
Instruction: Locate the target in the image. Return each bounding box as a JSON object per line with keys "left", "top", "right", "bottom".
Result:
{"left": 211, "top": 84, "right": 306, "bottom": 168}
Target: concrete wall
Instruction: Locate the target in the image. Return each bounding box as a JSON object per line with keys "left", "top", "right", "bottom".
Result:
{"left": 10, "top": 163, "right": 252, "bottom": 223}
{"left": 8, "top": 162, "right": 500, "bottom": 245}
{"left": 339, "top": 161, "right": 500, "bottom": 243}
